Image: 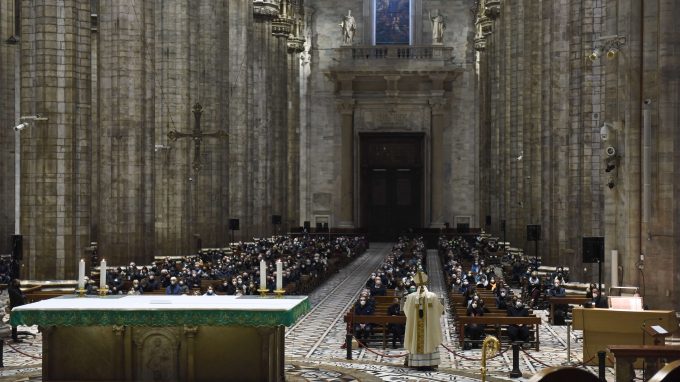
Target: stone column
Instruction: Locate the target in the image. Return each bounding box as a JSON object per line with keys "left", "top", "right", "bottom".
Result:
{"left": 97, "top": 0, "right": 155, "bottom": 265}
{"left": 251, "top": 1, "right": 280, "bottom": 238}
{"left": 272, "top": 6, "right": 293, "bottom": 233}
{"left": 429, "top": 96, "right": 446, "bottom": 228}
{"left": 0, "top": 2, "right": 17, "bottom": 252}
{"left": 287, "top": 13, "right": 305, "bottom": 229}
{"left": 337, "top": 99, "right": 355, "bottom": 228}
{"left": 154, "top": 0, "right": 192, "bottom": 256}
{"left": 191, "top": 0, "right": 230, "bottom": 248}
{"left": 20, "top": 0, "right": 91, "bottom": 279}
{"left": 228, "top": 1, "right": 253, "bottom": 242}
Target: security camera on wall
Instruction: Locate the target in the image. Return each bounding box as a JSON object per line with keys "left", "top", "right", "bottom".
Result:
{"left": 606, "top": 146, "right": 617, "bottom": 157}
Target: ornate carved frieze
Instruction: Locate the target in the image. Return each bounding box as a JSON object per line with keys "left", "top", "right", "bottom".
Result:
{"left": 253, "top": 0, "right": 280, "bottom": 19}
{"left": 272, "top": 16, "right": 293, "bottom": 38}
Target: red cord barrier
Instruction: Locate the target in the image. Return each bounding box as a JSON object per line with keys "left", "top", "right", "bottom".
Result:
{"left": 351, "top": 336, "right": 408, "bottom": 358}
{"left": 5, "top": 340, "right": 43, "bottom": 360}
{"left": 520, "top": 348, "right": 552, "bottom": 368}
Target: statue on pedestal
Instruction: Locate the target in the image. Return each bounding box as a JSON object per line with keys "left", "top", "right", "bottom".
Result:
{"left": 429, "top": 9, "right": 446, "bottom": 44}
{"left": 340, "top": 10, "right": 356, "bottom": 45}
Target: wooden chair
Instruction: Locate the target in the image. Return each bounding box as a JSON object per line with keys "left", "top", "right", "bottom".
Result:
{"left": 648, "top": 359, "right": 680, "bottom": 382}
{"left": 527, "top": 366, "right": 599, "bottom": 382}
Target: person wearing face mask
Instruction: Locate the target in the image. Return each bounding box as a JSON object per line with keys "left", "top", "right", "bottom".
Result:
{"left": 549, "top": 280, "right": 567, "bottom": 324}
{"left": 487, "top": 277, "right": 497, "bottom": 291}
{"left": 166, "top": 277, "right": 181, "bottom": 295}
{"left": 370, "top": 276, "right": 387, "bottom": 296}
{"left": 387, "top": 297, "right": 405, "bottom": 348}
{"left": 507, "top": 299, "right": 530, "bottom": 343}
{"left": 586, "top": 288, "right": 608, "bottom": 308}
{"left": 585, "top": 283, "right": 597, "bottom": 298}
{"left": 145, "top": 274, "right": 159, "bottom": 292}
{"left": 459, "top": 279, "right": 470, "bottom": 294}
{"left": 354, "top": 297, "right": 374, "bottom": 344}
{"left": 496, "top": 288, "right": 509, "bottom": 309}
{"left": 465, "top": 298, "right": 486, "bottom": 348}
{"left": 203, "top": 286, "right": 216, "bottom": 296}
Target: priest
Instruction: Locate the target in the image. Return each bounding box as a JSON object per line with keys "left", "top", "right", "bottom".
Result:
{"left": 403, "top": 268, "right": 444, "bottom": 370}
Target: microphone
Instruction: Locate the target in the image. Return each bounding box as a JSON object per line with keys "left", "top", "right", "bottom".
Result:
{"left": 641, "top": 317, "right": 662, "bottom": 328}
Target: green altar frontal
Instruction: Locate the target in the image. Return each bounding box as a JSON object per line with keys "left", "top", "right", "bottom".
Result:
{"left": 12, "top": 295, "right": 311, "bottom": 382}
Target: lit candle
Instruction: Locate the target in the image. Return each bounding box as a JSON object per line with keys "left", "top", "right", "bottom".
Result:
{"left": 276, "top": 260, "right": 283, "bottom": 290}
{"left": 260, "top": 259, "right": 267, "bottom": 290}
{"left": 100, "top": 259, "right": 107, "bottom": 289}
{"left": 78, "top": 259, "right": 85, "bottom": 290}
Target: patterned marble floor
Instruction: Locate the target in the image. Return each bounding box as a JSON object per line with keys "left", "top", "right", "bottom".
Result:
{"left": 0, "top": 244, "right": 623, "bottom": 381}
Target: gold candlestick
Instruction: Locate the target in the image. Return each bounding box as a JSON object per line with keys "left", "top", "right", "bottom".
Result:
{"left": 98, "top": 288, "right": 108, "bottom": 297}
{"left": 257, "top": 288, "right": 269, "bottom": 297}
{"left": 77, "top": 288, "right": 86, "bottom": 297}
{"left": 274, "top": 289, "right": 285, "bottom": 298}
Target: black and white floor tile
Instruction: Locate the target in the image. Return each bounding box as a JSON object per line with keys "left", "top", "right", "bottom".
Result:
{"left": 0, "top": 245, "right": 636, "bottom": 381}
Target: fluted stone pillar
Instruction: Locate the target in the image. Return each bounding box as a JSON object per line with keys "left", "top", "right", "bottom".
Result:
{"left": 97, "top": 0, "right": 155, "bottom": 265}
{"left": 429, "top": 97, "right": 446, "bottom": 227}
{"left": 154, "top": 0, "right": 192, "bottom": 256}
{"left": 191, "top": 1, "right": 230, "bottom": 248}
{"left": 338, "top": 99, "right": 355, "bottom": 228}
{"left": 0, "top": 2, "right": 18, "bottom": 252}
{"left": 272, "top": 8, "right": 292, "bottom": 233}
{"left": 228, "top": 1, "right": 253, "bottom": 242}
{"left": 251, "top": 1, "right": 280, "bottom": 238}
{"left": 20, "top": 0, "right": 91, "bottom": 279}
{"left": 287, "top": 17, "right": 305, "bottom": 229}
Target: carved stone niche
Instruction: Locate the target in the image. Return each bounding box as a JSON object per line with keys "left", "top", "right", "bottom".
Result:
{"left": 253, "top": 0, "right": 280, "bottom": 19}
{"left": 133, "top": 328, "right": 181, "bottom": 382}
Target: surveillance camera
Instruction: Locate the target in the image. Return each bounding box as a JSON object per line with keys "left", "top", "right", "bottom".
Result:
{"left": 607, "top": 180, "right": 615, "bottom": 189}
{"left": 606, "top": 146, "right": 616, "bottom": 157}
{"left": 14, "top": 123, "right": 28, "bottom": 131}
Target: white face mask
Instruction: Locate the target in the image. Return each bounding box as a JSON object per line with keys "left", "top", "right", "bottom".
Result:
{"left": 516, "top": 302, "right": 523, "bottom": 308}
{"left": 472, "top": 303, "right": 477, "bottom": 309}
{"left": 360, "top": 300, "right": 366, "bottom": 306}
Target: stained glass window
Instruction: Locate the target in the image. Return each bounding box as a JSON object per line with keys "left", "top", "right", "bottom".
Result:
{"left": 375, "top": 0, "right": 411, "bottom": 45}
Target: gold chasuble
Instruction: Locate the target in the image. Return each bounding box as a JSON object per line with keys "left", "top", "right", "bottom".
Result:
{"left": 403, "top": 270, "right": 444, "bottom": 368}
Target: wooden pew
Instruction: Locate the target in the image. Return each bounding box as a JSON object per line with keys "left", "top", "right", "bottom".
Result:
{"left": 457, "top": 316, "right": 542, "bottom": 350}
{"left": 343, "top": 313, "right": 406, "bottom": 349}
{"left": 608, "top": 345, "right": 680, "bottom": 382}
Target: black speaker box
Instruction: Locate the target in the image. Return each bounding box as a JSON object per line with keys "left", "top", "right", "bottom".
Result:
{"left": 271, "top": 215, "right": 282, "bottom": 225}
{"left": 456, "top": 223, "right": 469, "bottom": 234}
{"left": 485, "top": 215, "right": 492, "bottom": 226}
{"left": 582, "top": 236, "right": 604, "bottom": 263}
{"left": 228, "top": 219, "right": 240, "bottom": 231}
{"left": 527, "top": 225, "right": 541, "bottom": 241}
{"left": 11, "top": 234, "right": 22, "bottom": 261}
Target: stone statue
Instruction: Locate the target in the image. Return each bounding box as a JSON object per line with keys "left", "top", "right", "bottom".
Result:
{"left": 340, "top": 10, "right": 356, "bottom": 45}
{"left": 429, "top": 9, "right": 446, "bottom": 44}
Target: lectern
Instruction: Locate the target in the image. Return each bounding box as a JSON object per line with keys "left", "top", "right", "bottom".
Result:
{"left": 643, "top": 324, "right": 671, "bottom": 346}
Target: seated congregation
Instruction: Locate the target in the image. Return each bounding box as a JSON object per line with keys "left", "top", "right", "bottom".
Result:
{"left": 81, "top": 235, "right": 368, "bottom": 297}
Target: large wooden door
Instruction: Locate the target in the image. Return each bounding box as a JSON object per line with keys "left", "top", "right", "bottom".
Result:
{"left": 360, "top": 134, "right": 423, "bottom": 241}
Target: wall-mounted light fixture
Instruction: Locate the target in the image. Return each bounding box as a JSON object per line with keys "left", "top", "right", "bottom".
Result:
{"left": 588, "top": 35, "right": 626, "bottom": 62}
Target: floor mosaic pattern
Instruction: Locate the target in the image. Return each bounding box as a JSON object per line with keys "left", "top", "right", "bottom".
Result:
{"left": 0, "top": 244, "right": 632, "bottom": 381}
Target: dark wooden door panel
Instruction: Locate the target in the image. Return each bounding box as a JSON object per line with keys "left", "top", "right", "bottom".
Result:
{"left": 360, "top": 134, "right": 423, "bottom": 241}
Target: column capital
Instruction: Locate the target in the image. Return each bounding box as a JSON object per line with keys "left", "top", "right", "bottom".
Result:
{"left": 254, "top": 0, "right": 280, "bottom": 19}
{"left": 184, "top": 325, "right": 199, "bottom": 338}
{"left": 429, "top": 99, "right": 448, "bottom": 115}
{"left": 336, "top": 99, "right": 356, "bottom": 115}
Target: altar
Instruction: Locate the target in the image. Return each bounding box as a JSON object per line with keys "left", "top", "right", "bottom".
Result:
{"left": 11, "top": 295, "right": 310, "bottom": 382}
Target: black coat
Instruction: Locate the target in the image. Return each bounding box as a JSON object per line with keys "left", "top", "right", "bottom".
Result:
{"left": 9, "top": 284, "right": 26, "bottom": 309}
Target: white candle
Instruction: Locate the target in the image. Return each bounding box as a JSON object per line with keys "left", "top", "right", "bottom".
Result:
{"left": 260, "top": 259, "right": 267, "bottom": 290}
{"left": 78, "top": 259, "right": 85, "bottom": 290}
{"left": 276, "top": 260, "right": 283, "bottom": 290}
{"left": 100, "top": 259, "right": 107, "bottom": 289}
